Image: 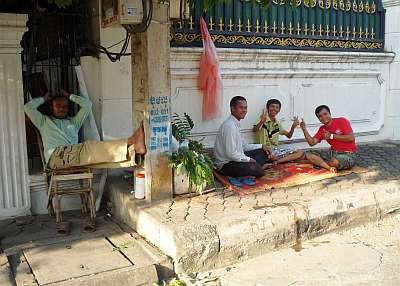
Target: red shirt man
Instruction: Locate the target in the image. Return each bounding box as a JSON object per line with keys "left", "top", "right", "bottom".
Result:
{"left": 300, "top": 105, "right": 357, "bottom": 172}
{"left": 313, "top": 117, "right": 357, "bottom": 153}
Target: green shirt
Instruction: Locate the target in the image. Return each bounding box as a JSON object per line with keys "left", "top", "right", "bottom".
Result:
{"left": 24, "top": 94, "right": 92, "bottom": 163}
{"left": 254, "top": 116, "right": 286, "bottom": 147}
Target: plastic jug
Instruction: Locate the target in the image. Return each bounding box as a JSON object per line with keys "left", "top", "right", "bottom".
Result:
{"left": 134, "top": 172, "right": 146, "bottom": 199}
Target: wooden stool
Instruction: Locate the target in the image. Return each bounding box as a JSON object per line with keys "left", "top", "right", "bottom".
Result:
{"left": 34, "top": 129, "right": 96, "bottom": 227}
{"left": 47, "top": 167, "right": 96, "bottom": 224}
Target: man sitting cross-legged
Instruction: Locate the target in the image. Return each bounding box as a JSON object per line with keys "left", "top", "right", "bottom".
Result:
{"left": 300, "top": 105, "right": 357, "bottom": 173}
{"left": 253, "top": 98, "right": 305, "bottom": 166}
{"left": 214, "top": 96, "right": 274, "bottom": 181}
{"left": 24, "top": 90, "right": 146, "bottom": 170}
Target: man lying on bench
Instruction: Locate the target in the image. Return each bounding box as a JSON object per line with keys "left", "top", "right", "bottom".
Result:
{"left": 24, "top": 90, "right": 146, "bottom": 170}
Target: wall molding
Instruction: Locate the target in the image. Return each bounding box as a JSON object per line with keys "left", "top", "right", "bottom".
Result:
{"left": 0, "top": 13, "right": 27, "bottom": 54}
{"left": 172, "top": 70, "right": 384, "bottom": 80}
{"left": 382, "top": 0, "right": 400, "bottom": 7}
{"left": 171, "top": 47, "right": 395, "bottom": 64}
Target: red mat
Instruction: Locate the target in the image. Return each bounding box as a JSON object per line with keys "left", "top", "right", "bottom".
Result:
{"left": 214, "top": 162, "right": 367, "bottom": 196}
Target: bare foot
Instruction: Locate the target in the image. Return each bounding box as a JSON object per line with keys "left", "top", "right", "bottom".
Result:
{"left": 328, "top": 167, "right": 337, "bottom": 173}
{"left": 128, "top": 121, "right": 146, "bottom": 155}
{"left": 262, "top": 163, "right": 273, "bottom": 169}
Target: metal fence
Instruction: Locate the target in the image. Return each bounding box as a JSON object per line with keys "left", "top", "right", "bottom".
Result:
{"left": 171, "top": 0, "right": 385, "bottom": 51}
{"left": 21, "top": 12, "right": 88, "bottom": 105}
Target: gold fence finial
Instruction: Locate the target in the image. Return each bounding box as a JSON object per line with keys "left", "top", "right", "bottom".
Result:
{"left": 359, "top": 26, "right": 364, "bottom": 37}
{"left": 273, "top": 21, "right": 277, "bottom": 33}
{"left": 264, "top": 20, "right": 269, "bottom": 33}
{"left": 246, "top": 18, "right": 252, "bottom": 32}
{"left": 189, "top": 16, "right": 194, "bottom": 30}
{"left": 209, "top": 16, "right": 214, "bottom": 31}
{"left": 280, "top": 21, "right": 286, "bottom": 34}
{"left": 228, "top": 18, "right": 233, "bottom": 31}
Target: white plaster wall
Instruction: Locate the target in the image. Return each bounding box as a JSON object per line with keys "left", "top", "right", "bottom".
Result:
{"left": 80, "top": 31, "right": 133, "bottom": 142}
{"left": 98, "top": 27, "right": 133, "bottom": 140}
{"left": 171, "top": 48, "right": 394, "bottom": 149}
{"left": 383, "top": 0, "right": 400, "bottom": 140}
{"left": 81, "top": 0, "right": 399, "bottom": 147}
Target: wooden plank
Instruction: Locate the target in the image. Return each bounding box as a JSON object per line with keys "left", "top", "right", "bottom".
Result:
{"left": 53, "top": 173, "right": 93, "bottom": 181}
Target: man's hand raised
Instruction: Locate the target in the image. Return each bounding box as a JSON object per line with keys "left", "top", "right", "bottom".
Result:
{"left": 300, "top": 118, "right": 306, "bottom": 130}
{"left": 291, "top": 116, "right": 299, "bottom": 128}
{"left": 259, "top": 109, "right": 268, "bottom": 124}
{"left": 60, "top": 89, "right": 70, "bottom": 99}
{"left": 43, "top": 91, "right": 52, "bottom": 102}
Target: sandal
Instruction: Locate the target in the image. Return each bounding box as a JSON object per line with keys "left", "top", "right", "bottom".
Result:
{"left": 228, "top": 177, "right": 242, "bottom": 187}
{"left": 240, "top": 177, "right": 256, "bottom": 186}
{"left": 56, "top": 221, "right": 71, "bottom": 235}
{"left": 83, "top": 220, "right": 96, "bottom": 232}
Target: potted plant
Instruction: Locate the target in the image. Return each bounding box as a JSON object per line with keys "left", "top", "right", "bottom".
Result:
{"left": 165, "top": 113, "right": 215, "bottom": 195}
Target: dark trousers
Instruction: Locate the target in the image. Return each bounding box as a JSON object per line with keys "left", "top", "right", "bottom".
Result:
{"left": 220, "top": 149, "right": 270, "bottom": 178}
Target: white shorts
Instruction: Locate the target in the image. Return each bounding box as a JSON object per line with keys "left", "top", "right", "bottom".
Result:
{"left": 271, "top": 146, "right": 296, "bottom": 158}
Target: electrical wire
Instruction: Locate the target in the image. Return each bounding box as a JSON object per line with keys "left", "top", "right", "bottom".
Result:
{"left": 92, "top": 30, "right": 131, "bottom": 62}
{"left": 94, "top": 0, "right": 153, "bottom": 62}
{"left": 104, "top": 38, "right": 126, "bottom": 49}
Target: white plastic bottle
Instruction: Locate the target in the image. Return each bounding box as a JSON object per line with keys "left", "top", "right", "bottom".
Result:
{"left": 134, "top": 172, "right": 146, "bottom": 199}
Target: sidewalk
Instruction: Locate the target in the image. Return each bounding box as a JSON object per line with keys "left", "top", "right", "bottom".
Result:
{"left": 0, "top": 213, "right": 173, "bottom": 285}
{"left": 108, "top": 141, "right": 400, "bottom": 274}
{"left": 180, "top": 213, "right": 400, "bottom": 286}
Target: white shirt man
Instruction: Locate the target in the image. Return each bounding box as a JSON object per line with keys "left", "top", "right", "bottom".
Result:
{"left": 214, "top": 96, "right": 273, "bottom": 178}
{"left": 214, "top": 114, "right": 261, "bottom": 169}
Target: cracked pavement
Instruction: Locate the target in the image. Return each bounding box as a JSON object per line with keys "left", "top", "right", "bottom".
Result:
{"left": 180, "top": 213, "right": 400, "bottom": 286}
{"left": 162, "top": 142, "right": 400, "bottom": 225}
{"left": 110, "top": 141, "right": 400, "bottom": 273}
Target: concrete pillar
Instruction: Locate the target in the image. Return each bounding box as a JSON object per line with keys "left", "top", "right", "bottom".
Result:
{"left": 0, "top": 13, "right": 30, "bottom": 218}
{"left": 131, "top": 1, "right": 173, "bottom": 201}
{"left": 383, "top": 0, "right": 400, "bottom": 140}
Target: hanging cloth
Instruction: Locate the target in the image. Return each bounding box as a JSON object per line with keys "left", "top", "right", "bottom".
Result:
{"left": 198, "top": 16, "right": 223, "bottom": 121}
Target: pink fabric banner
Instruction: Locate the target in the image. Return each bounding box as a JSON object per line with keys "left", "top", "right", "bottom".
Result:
{"left": 198, "top": 16, "right": 222, "bottom": 121}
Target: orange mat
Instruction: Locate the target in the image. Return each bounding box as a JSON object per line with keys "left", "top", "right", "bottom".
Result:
{"left": 214, "top": 162, "right": 367, "bottom": 196}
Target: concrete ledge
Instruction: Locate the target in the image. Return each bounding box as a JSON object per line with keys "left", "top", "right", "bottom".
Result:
{"left": 108, "top": 175, "right": 400, "bottom": 274}
{"left": 0, "top": 254, "right": 13, "bottom": 286}
{"left": 54, "top": 265, "right": 158, "bottom": 286}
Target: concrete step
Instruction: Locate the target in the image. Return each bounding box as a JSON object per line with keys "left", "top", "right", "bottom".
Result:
{"left": 108, "top": 173, "right": 400, "bottom": 274}
{"left": 9, "top": 234, "right": 166, "bottom": 286}
{"left": 0, "top": 252, "right": 14, "bottom": 286}
{"left": 0, "top": 214, "right": 173, "bottom": 285}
